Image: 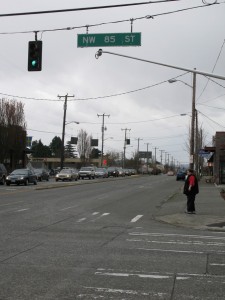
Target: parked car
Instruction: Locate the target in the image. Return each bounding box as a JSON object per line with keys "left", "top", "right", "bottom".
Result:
{"left": 107, "top": 167, "right": 119, "bottom": 177}
{"left": 129, "top": 169, "right": 137, "bottom": 175}
{"left": 78, "top": 166, "right": 96, "bottom": 180}
{"left": 0, "top": 163, "right": 7, "bottom": 185}
{"left": 34, "top": 168, "right": 50, "bottom": 181}
{"left": 124, "top": 169, "right": 132, "bottom": 176}
{"left": 95, "top": 168, "right": 108, "bottom": 178}
{"left": 117, "top": 167, "right": 125, "bottom": 177}
{"left": 176, "top": 170, "right": 186, "bottom": 181}
{"left": 6, "top": 168, "right": 37, "bottom": 186}
{"left": 55, "top": 168, "right": 78, "bottom": 181}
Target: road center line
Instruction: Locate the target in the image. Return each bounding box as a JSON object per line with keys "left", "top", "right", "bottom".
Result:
{"left": 16, "top": 208, "right": 29, "bottom": 212}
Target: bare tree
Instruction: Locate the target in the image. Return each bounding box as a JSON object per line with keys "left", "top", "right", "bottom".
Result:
{"left": 77, "top": 129, "right": 92, "bottom": 165}
{"left": 0, "top": 98, "right": 26, "bottom": 168}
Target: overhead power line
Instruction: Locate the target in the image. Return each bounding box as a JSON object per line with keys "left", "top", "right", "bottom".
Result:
{"left": 0, "top": 2, "right": 220, "bottom": 35}
{"left": 0, "top": 0, "right": 182, "bottom": 18}
{"left": 0, "top": 72, "right": 189, "bottom": 102}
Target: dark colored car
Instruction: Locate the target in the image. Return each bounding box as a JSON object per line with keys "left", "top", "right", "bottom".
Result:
{"left": 34, "top": 168, "right": 49, "bottom": 181}
{"left": 107, "top": 167, "right": 119, "bottom": 177}
{"left": 95, "top": 168, "right": 108, "bottom": 178}
{"left": 6, "top": 169, "right": 37, "bottom": 186}
{"left": 0, "top": 163, "right": 7, "bottom": 185}
{"left": 176, "top": 171, "right": 186, "bottom": 181}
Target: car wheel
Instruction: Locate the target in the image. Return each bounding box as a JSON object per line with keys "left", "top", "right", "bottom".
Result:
{"left": 24, "top": 179, "right": 28, "bottom": 186}
{"left": 6, "top": 182, "right": 10, "bottom": 186}
{"left": 34, "top": 180, "right": 37, "bottom": 185}
{"left": 46, "top": 177, "right": 49, "bottom": 181}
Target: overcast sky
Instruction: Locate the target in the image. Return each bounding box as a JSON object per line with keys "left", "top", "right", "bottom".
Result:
{"left": 0, "top": 0, "right": 225, "bottom": 165}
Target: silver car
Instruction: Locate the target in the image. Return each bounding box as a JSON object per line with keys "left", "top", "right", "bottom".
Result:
{"left": 55, "top": 169, "right": 78, "bottom": 182}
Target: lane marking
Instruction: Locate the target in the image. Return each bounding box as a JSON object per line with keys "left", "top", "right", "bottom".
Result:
{"left": 91, "top": 212, "right": 110, "bottom": 222}
{"left": 60, "top": 205, "right": 78, "bottom": 211}
{"left": 126, "top": 238, "right": 225, "bottom": 247}
{"left": 137, "top": 248, "right": 204, "bottom": 254}
{"left": 16, "top": 208, "right": 29, "bottom": 212}
{"left": 95, "top": 271, "right": 170, "bottom": 279}
{"left": 129, "top": 232, "right": 225, "bottom": 240}
{"left": 92, "top": 212, "right": 99, "bottom": 215}
{"left": 131, "top": 215, "right": 143, "bottom": 223}
{"left": 77, "top": 218, "right": 86, "bottom": 222}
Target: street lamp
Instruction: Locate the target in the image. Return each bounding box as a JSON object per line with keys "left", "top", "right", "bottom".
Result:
{"left": 168, "top": 74, "right": 196, "bottom": 170}
{"left": 60, "top": 120, "right": 79, "bottom": 170}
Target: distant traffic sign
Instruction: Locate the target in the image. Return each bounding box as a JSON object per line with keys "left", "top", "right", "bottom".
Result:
{"left": 77, "top": 33, "right": 141, "bottom": 48}
{"left": 139, "top": 151, "right": 152, "bottom": 159}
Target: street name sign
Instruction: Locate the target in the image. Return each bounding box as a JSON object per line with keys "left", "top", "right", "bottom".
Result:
{"left": 77, "top": 33, "right": 141, "bottom": 48}
{"left": 139, "top": 151, "right": 152, "bottom": 159}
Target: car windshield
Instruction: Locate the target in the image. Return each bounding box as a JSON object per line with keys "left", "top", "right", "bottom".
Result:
{"left": 59, "top": 169, "right": 71, "bottom": 174}
{"left": 96, "top": 168, "right": 104, "bottom": 172}
{"left": 80, "top": 167, "right": 92, "bottom": 171}
{"left": 11, "top": 169, "right": 28, "bottom": 175}
{"left": 34, "top": 169, "right": 42, "bottom": 173}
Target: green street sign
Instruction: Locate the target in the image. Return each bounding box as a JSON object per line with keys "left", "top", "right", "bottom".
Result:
{"left": 77, "top": 33, "right": 141, "bottom": 48}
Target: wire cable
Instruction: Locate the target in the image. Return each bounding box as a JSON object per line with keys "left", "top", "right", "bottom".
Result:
{"left": 0, "top": 2, "right": 220, "bottom": 35}
{"left": 0, "top": 72, "right": 189, "bottom": 102}
{"left": 0, "top": 1, "right": 183, "bottom": 18}
{"left": 197, "top": 39, "right": 225, "bottom": 102}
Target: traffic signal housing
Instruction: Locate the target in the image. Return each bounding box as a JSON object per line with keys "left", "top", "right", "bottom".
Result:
{"left": 28, "top": 41, "right": 42, "bottom": 71}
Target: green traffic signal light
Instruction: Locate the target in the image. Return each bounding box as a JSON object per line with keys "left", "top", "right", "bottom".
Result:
{"left": 31, "top": 60, "right": 37, "bottom": 67}
{"left": 28, "top": 41, "right": 42, "bottom": 71}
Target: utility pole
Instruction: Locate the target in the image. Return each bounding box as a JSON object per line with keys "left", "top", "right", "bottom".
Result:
{"left": 97, "top": 113, "right": 110, "bottom": 166}
{"left": 153, "top": 147, "right": 158, "bottom": 166}
{"left": 190, "top": 70, "right": 196, "bottom": 170}
{"left": 144, "top": 142, "right": 150, "bottom": 166}
{"left": 159, "top": 149, "right": 165, "bottom": 165}
{"left": 121, "top": 128, "right": 131, "bottom": 168}
{"left": 195, "top": 109, "right": 199, "bottom": 176}
{"left": 58, "top": 93, "right": 74, "bottom": 170}
{"left": 136, "top": 138, "right": 143, "bottom": 172}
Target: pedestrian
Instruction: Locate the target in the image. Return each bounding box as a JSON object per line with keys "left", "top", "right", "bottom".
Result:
{"left": 183, "top": 169, "right": 199, "bottom": 214}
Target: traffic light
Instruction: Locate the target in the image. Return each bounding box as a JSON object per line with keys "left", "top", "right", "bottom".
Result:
{"left": 28, "top": 41, "right": 42, "bottom": 71}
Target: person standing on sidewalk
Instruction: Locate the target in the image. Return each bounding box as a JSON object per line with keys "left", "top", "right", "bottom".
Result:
{"left": 183, "top": 169, "right": 199, "bottom": 214}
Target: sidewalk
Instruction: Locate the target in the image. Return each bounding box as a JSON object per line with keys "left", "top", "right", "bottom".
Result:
{"left": 155, "top": 181, "right": 225, "bottom": 232}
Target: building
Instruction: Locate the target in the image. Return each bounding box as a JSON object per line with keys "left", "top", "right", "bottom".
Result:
{"left": 205, "top": 131, "right": 225, "bottom": 184}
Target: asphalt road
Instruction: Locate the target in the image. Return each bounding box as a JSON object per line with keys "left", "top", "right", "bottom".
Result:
{"left": 0, "top": 175, "right": 225, "bottom": 299}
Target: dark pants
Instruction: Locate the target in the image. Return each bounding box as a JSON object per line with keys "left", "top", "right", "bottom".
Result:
{"left": 187, "top": 193, "right": 196, "bottom": 212}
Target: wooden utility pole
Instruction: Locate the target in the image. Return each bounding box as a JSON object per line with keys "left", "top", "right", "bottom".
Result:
{"left": 190, "top": 71, "right": 196, "bottom": 170}
{"left": 121, "top": 128, "right": 131, "bottom": 168}
{"left": 97, "top": 113, "right": 110, "bottom": 166}
{"left": 58, "top": 93, "right": 74, "bottom": 170}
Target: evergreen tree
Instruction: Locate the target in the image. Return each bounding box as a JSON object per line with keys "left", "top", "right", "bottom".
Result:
{"left": 49, "top": 136, "right": 62, "bottom": 157}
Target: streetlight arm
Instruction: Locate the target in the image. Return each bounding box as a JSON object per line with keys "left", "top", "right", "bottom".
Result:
{"left": 96, "top": 49, "right": 225, "bottom": 81}
{"left": 168, "top": 79, "right": 192, "bottom": 88}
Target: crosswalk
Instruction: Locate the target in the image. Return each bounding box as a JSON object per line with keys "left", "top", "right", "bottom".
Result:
{"left": 76, "top": 231, "right": 225, "bottom": 299}
{"left": 74, "top": 212, "right": 144, "bottom": 223}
